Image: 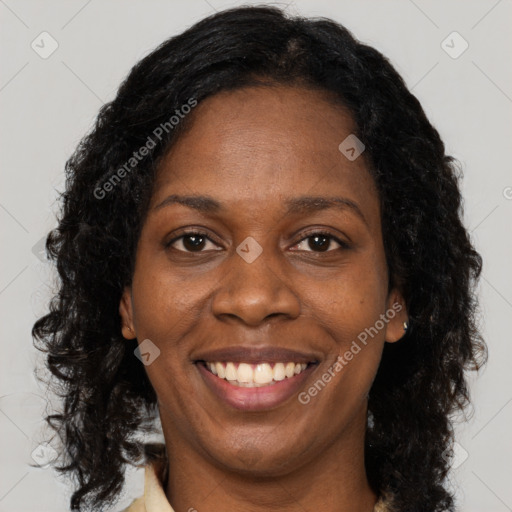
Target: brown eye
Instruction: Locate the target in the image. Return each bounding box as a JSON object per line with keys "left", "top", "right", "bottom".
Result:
{"left": 182, "top": 234, "right": 207, "bottom": 251}
{"left": 167, "top": 232, "right": 221, "bottom": 253}
{"left": 292, "top": 232, "right": 345, "bottom": 253}
{"left": 307, "top": 235, "right": 331, "bottom": 252}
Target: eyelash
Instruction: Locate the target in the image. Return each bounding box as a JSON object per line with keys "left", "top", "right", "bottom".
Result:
{"left": 165, "top": 229, "right": 349, "bottom": 253}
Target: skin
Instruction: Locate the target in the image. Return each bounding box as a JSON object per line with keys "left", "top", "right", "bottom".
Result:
{"left": 119, "top": 85, "right": 408, "bottom": 512}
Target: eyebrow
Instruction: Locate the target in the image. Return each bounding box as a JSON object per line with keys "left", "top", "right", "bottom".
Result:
{"left": 153, "top": 194, "right": 221, "bottom": 213}
{"left": 284, "top": 196, "right": 367, "bottom": 225}
{"left": 152, "top": 194, "right": 367, "bottom": 225}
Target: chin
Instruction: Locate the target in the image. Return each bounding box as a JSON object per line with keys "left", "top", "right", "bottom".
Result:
{"left": 209, "top": 438, "right": 311, "bottom": 478}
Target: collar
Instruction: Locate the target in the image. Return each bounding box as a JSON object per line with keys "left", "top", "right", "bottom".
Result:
{"left": 123, "top": 459, "right": 174, "bottom": 512}
{"left": 144, "top": 458, "right": 174, "bottom": 512}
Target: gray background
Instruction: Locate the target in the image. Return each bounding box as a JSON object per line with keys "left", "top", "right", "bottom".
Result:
{"left": 1, "top": 1, "right": 511, "bottom": 511}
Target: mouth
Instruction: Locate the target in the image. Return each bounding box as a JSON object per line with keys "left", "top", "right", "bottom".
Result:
{"left": 199, "top": 361, "right": 313, "bottom": 387}
{"left": 194, "top": 348, "right": 319, "bottom": 411}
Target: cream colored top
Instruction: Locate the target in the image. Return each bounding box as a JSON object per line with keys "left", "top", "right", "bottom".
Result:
{"left": 122, "top": 459, "right": 392, "bottom": 512}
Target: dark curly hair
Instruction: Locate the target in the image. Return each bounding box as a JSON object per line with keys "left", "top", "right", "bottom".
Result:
{"left": 32, "top": 5, "right": 486, "bottom": 511}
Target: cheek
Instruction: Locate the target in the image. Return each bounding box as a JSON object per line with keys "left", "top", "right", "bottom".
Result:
{"left": 301, "top": 255, "right": 389, "bottom": 341}
{"left": 129, "top": 267, "right": 206, "bottom": 421}
{"left": 132, "top": 239, "right": 388, "bottom": 347}
{"left": 131, "top": 256, "right": 213, "bottom": 340}
{"left": 298, "top": 269, "right": 387, "bottom": 433}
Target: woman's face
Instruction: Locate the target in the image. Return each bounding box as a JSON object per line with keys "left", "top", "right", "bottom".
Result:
{"left": 120, "top": 85, "right": 407, "bottom": 475}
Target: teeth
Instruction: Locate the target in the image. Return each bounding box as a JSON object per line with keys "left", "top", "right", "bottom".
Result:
{"left": 253, "top": 363, "right": 273, "bottom": 384}
{"left": 237, "top": 363, "right": 253, "bottom": 383}
{"left": 205, "top": 361, "right": 309, "bottom": 387}
{"left": 215, "top": 362, "right": 225, "bottom": 379}
{"left": 285, "top": 362, "right": 295, "bottom": 378}
{"left": 225, "top": 362, "right": 237, "bottom": 381}
{"left": 273, "top": 362, "right": 285, "bottom": 381}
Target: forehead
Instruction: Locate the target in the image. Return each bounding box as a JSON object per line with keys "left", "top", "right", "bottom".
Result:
{"left": 151, "top": 85, "right": 379, "bottom": 225}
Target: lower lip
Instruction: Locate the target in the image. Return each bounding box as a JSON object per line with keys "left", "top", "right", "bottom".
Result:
{"left": 196, "top": 363, "right": 317, "bottom": 411}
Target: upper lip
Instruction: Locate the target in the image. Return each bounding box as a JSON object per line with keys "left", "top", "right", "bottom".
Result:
{"left": 193, "top": 346, "right": 320, "bottom": 364}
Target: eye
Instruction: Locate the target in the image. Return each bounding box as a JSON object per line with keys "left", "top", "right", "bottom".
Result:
{"left": 166, "top": 231, "right": 221, "bottom": 253}
{"left": 291, "top": 231, "right": 347, "bottom": 253}
{"left": 166, "top": 230, "right": 348, "bottom": 253}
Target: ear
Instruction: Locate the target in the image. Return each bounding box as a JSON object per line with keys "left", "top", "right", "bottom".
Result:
{"left": 384, "top": 288, "right": 409, "bottom": 343}
{"left": 119, "top": 286, "right": 136, "bottom": 340}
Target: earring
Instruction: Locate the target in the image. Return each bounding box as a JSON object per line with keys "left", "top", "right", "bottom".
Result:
{"left": 403, "top": 320, "right": 409, "bottom": 331}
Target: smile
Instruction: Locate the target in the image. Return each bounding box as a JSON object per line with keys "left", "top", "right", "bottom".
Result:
{"left": 196, "top": 360, "right": 318, "bottom": 411}
{"left": 204, "top": 361, "right": 310, "bottom": 387}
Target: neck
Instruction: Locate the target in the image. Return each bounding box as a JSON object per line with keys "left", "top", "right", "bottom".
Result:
{"left": 162, "top": 406, "right": 377, "bottom": 512}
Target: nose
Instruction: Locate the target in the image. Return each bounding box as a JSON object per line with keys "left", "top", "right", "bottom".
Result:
{"left": 211, "top": 250, "right": 301, "bottom": 327}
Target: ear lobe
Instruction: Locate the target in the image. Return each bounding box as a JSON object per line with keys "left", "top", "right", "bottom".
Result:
{"left": 384, "top": 288, "right": 408, "bottom": 343}
{"left": 119, "top": 286, "right": 136, "bottom": 339}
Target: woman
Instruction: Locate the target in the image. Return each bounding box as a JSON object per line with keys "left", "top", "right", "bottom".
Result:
{"left": 32, "top": 6, "right": 486, "bottom": 512}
